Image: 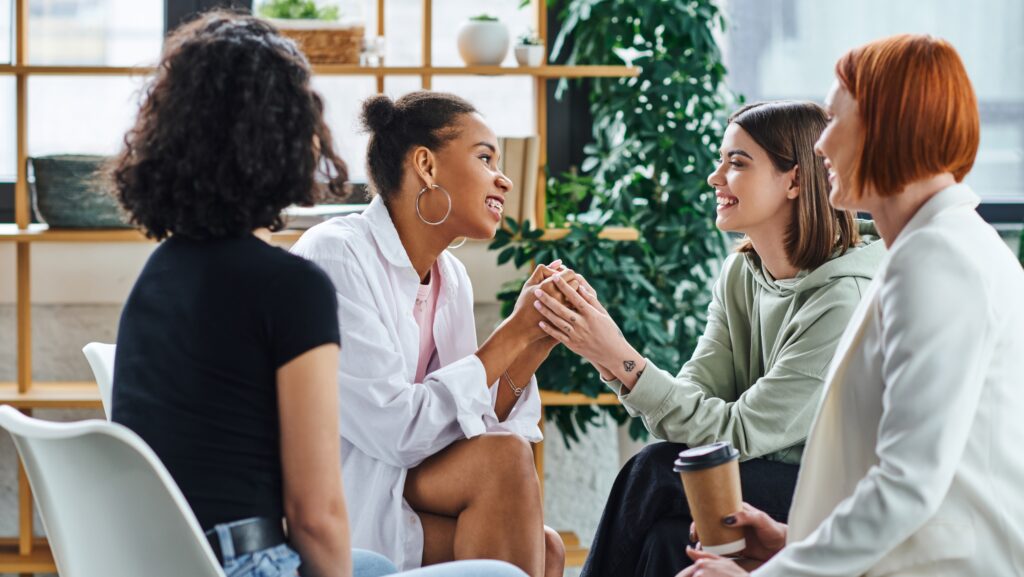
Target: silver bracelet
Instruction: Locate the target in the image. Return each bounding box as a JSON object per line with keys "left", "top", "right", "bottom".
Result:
{"left": 503, "top": 370, "right": 524, "bottom": 397}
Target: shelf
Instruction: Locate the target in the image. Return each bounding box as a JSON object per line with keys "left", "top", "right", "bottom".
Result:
{"left": 0, "top": 224, "right": 305, "bottom": 244}
{"left": 0, "top": 224, "right": 638, "bottom": 243}
{"left": 540, "top": 226, "right": 640, "bottom": 242}
{"left": 0, "top": 541, "right": 56, "bottom": 573}
{"left": 558, "top": 531, "right": 589, "bottom": 567}
{"left": 0, "top": 384, "right": 618, "bottom": 410}
{"left": 0, "top": 64, "right": 639, "bottom": 79}
{"left": 0, "top": 382, "right": 102, "bottom": 409}
{"left": 539, "top": 390, "right": 620, "bottom": 406}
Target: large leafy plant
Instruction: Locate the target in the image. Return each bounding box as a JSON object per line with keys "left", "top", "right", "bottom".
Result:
{"left": 490, "top": 0, "right": 732, "bottom": 445}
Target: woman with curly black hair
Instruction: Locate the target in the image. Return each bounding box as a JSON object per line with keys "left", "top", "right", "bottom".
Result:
{"left": 109, "top": 10, "right": 526, "bottom": 577}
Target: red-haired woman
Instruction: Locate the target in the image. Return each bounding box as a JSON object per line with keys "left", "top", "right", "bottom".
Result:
{"left": 679, "top": 34, "right": 1024, "bottom": 577}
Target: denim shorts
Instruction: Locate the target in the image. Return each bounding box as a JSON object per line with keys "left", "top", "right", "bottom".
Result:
{"left": 211, "top": 518, "right": 300, "bottom": 577}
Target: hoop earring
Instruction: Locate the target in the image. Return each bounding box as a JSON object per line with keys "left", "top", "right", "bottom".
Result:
{"left": 415, "top": 184, "right": 452, "bottom": 226}
{"left": 448, "top": 237, "right": 468, "bottom": 250}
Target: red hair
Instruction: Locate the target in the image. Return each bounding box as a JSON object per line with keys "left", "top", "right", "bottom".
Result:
{"left": 836, "top": 34, "right": 979, "bottom": 196}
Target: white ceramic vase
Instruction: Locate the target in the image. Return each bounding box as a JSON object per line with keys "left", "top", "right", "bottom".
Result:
{"left": 514, "top": 44, "right": 545, "bottom": 67}
{"left": 457, "top": 20, "right": 510, "bottom": 66}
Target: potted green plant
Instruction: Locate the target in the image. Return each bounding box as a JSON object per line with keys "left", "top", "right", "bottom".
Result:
{"left": 457, "top": 14, "right": 510, "bottom": 66}
{"left": 490, "top": 0, "right": 732, "bottom": 445}
{"left": 257, "top": 0, "right": 364, "bottom": 65}
{"left": 514, "top": 29, "right": 544, "bottom": 67}
{"left": 258, "top": 0, "right": 339, "bottom": 19}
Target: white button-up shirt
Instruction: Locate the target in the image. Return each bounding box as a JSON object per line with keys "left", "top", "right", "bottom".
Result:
{"left": 291, "top": 197, "right": 543, "bottom": 570}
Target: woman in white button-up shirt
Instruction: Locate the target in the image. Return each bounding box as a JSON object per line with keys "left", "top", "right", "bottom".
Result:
{"left": 681, "top": 34, "right": 1024, "bottom": 577}
{"left": 292, "top": 91, "right": 566, "bottom": 577}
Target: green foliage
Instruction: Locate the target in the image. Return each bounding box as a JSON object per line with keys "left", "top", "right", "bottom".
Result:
{"left": 258, "top": 0, "right": 339, "bottom": 20}
{"left": 1018, "top": 221, "right": 1023, "bottom": 267}
{"left": 489, "top": 0, "right": 732, "bottom": 446}
{"left": 543, "top": 172, "right": 595, "bottom": 226}
{"left": 470, "top": 14, "right": 500, "bottom": 22}
{"left": 517, "top": 29, "right": 543, "bottom": 46}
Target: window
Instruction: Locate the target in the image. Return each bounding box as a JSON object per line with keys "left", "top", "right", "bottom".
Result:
{"left": 722, "top": 0, "right": 1024, "bottom": 220}
{"left": 1, "top": 0, "right": 12, "bottom": 63}
{"left": 2, "top": 0, "right": 538, "bottom": 189}
{"left": 28, "top": 0, "right": 163, "bottom": 65}
{"left": 0, "top": 0, "right": 163, "bottom": 182}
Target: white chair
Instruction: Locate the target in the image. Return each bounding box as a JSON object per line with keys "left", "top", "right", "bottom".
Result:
{"left": 82, "top": 342, "right": 116, "bottom": 419}
{"left": 0, "top": 405, "right": 225, "bottom": 577}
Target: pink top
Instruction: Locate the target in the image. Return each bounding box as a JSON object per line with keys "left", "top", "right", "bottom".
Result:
{"left": 412, "top": 264, "right": 441, "bottom": 383}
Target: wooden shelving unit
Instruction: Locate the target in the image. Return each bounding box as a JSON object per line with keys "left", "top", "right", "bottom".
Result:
{"left": 0, "top": 223, "right": 639, "bottom": 243}
{"left": 0, "top": 63, "right": 638, "bottom": 78}
{"left": 0, "top": 0, "right": 637, "bottom": 572}
{"left": 0, "top": 382, "right": 103, "bottom": 410}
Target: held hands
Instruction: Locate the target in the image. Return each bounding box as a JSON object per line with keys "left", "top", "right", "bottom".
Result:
{"left": 513, "top": 259, "right": 566, "bottom": 313}
{"left": 532, "top": 274, "right": 632, "bottom": 380}
{"left": 677, "top": 503, "right": 788, "bottom": 577}
{"left": 508, "top": 260, "right": 580, "bottom": 344}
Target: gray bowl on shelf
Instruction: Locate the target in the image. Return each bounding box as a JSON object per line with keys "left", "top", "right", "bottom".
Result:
{"left": 28, "top": 154, "right": 133, "bottom": 229}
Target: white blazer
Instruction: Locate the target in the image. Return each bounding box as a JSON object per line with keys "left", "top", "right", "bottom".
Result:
{"left": 291, "top": 197, "right": 542, "bottom": 570}
{"left": 755, "top": 184, "right": 1024, "bottom": 577}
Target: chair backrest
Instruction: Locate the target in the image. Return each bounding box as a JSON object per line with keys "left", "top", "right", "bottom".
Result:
{"left": 0, "top": 406, "right": 225, "bottom": 577}
{"left": 82, "top": 342, "right": 116, "bottom": 419}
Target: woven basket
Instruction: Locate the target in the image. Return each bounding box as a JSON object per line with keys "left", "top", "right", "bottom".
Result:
{"left": 28, "top": 155, "right": 132, "bottom": 229}
{"left": 272, "top": 19, "right": 364, "bottom": 65}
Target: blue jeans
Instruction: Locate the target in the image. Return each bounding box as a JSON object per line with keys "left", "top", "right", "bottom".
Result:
{"left": 215, "top": 528, "right": 525, "bottom": 577}
{"left": 351, "top": 550, "right": 528, "bottom": 577}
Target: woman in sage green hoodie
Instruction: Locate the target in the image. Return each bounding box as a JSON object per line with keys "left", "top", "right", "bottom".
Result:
{"left": 532, "top": 101, "right": 885, "bottom": 577}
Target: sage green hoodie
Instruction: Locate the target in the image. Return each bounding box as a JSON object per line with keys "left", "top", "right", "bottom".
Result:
{"left": 608, "top": 223, "right": 886, "bottom": 465}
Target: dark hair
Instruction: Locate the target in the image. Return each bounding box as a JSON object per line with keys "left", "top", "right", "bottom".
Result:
{"left": 109, "top": 10, "right": 348, "bottom": 240}
{"left": 729, "top": 101, "right": 859, "bottom": 270}
{"left": 361, "top": 91, "right": 477, "bottom": 200}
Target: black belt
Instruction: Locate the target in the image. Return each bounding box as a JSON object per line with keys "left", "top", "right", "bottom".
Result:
{"left": 205, "top": 517, "right": 287, "bottom": 566}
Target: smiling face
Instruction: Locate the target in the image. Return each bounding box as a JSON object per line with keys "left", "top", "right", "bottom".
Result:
{"left": 424, "top": 113, "right": 512, "bottom": 240}
{"left": 707, "top": 123, "right": 799, "bottom": 238}
{"left": 816, "top": 80, "right": 867, "bottom": 211}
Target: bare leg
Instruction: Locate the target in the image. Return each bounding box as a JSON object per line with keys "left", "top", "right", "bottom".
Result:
{"left": 406, "top": 433, "right": 545, "bottom": 576}
{"left": 418, "top": 509, "right": 563, "bottom": 576}
{"left": 544, "top": 526, "right": 565, "bottom": 577}
{"left": 419, "top": 512, "right": 457, "bottom": 566}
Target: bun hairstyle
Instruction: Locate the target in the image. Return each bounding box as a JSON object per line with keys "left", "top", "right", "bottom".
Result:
{"left": 361, "top": 91, "right": 477, "bottom": 200}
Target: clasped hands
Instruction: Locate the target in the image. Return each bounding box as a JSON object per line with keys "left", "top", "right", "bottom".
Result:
{"left": 508, "top": 260, "right": 641, "bottom": 385}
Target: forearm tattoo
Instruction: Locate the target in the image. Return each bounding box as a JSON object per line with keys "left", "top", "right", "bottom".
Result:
{"left": 623, "top": 359, "right": 643, "bottom": 380}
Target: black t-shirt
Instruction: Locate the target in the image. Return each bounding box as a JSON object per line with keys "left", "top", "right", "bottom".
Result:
{"left": 112, "top": 235, "right": 340, "bottom": 530}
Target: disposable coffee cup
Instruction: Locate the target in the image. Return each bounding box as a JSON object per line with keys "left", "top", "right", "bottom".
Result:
{"left": 674, "top": 442, "right": 745, "bottom": 555}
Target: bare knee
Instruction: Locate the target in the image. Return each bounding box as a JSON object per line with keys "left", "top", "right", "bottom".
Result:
{"left": 544, "top": 526, "right": 565, "bottom": 574}
{"left": 466, "top": 433, "right": 539, "bottom": 497}
{"left": 473, "top": 433, "right": 536, "bottom": 476}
